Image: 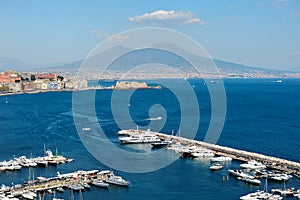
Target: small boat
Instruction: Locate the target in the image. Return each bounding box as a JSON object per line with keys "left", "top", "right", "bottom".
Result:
{"left": 294, "top": 189, "right": 300, "bottom": 199}
{"left": 91, "top": 180, "right": 109, "bottom": 188}
{"left": 66, "top": 158, "right": 74, "bottom": 163}
{"left": 22, "top": 193, "right": 34, "bottom": 200}
{"left": 271, "top": 188, "right": 294, "bottom": 196}
{"left": 56, "top": 187, "right": 64, "bottom": 192}
{"left": 68, "top": 184, "right": 85, "bottom": 191}
{"left": 82, "top": 182, "right": 91, "bottom": 189}
{"left": 210, "top": 164, "right": 223, "bottom": 170}
{"left": 22, "top": 191, "right": 37, "bottom": 200}
{"left": 82, "top": 127, "right": 91, "bottom": 131}
{"left": 151, "top": 141, "right": 172, "bottom": 148}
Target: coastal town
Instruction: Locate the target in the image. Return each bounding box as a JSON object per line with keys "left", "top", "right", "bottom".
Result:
{"left": 0, "top": 71, "right": 88, "bottom": 94}
{"left": 0, "top": 70, "right": 162, "bottom": 95}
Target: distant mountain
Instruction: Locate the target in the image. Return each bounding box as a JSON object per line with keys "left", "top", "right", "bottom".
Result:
{"left": 4, "top": 44, "right": 299, "bottom": 78}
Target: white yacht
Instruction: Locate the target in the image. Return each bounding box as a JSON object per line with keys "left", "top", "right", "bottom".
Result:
{"left": 192, "top": 149, "right": 214, "bottom": 158}
{"left": 268, "top": 173, "right": 292, "bottom": 182}
{"left": 210, "top": 163, "right": 223, "bottom": 170}
{"left": 105, "top": 175, "right": 129, "bottom": 186}
{"left": 239, "top": 177, "right": 261, "bottom": 185}
{"left": 91, "top": 180, "right": 110, "bottom": 188}
{"left": 119, "top": 129, "right": 161, "bottom": 144}
{"left": 240, "top": 190, "right": 282, "bottom": 200}
{"left": 228, "top": 169, "right": 255, "bottom": 179}
{"left": 240, "top": 160, "right": 266, "bottom": 170}
{"left": 210, "top": 156, "right": 232, "bottom": 162}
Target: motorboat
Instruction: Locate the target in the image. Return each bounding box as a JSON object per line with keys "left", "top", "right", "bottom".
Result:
{"left": 210, "top": 163, "right": 223, "bottom": 170}
{"left": 82, "top": 182, "right": 91, "bottom": 189}
{"left": 192, "top": 149, "right": 214, "bottom": 158}
{"left": 268, "top": 173, "right": 292, "bottom": 182}
{"left": 68, "top": 184, "right": 84, "bottom": 191}
{"left": 105, "top": 175, "right": 129, "bottom": 187}
{"left": 271, "top": 188, "right": 294, "bottom": 196}
{"left": 228, "top": 169, "right": 255, "bottom": 179}
{"left": 294, "top": 190, "right": 300, "bottom": 199}
{"left": 240, "top": 190, "right": 282, "bottom": 200}
{"left": 91, "top": 180, "right": 109, "bottom": 188}
{"left": 239, "top": 177, "right": 261, "bottom": 185}
{"left": 56, "top": 187, "right": 64, "bottom": 192}
{"left": 151, "top": 141, "right": 172, "bottom": 148}
{"left": 240, "top": 160, "right": 266, "bottom": 170}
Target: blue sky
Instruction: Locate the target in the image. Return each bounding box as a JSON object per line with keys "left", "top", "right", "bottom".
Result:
{"left": 0, "top": 0, "right": 299, "bottom": 70}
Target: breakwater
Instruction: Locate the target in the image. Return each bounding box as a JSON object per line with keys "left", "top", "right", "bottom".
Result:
{"left": 154, "top": 133, "right": 300, "bottom": 178}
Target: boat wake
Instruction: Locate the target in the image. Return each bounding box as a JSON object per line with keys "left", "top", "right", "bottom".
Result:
{"left": 146, "top": 116, "right": 162, "bottom": 121}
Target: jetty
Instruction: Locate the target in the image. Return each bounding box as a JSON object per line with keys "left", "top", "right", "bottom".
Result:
{"left": 0, "top": 169, "right": 129, "bottom": 199}
{"left": 153, "top": 132, "right": 300, "bottom": 177}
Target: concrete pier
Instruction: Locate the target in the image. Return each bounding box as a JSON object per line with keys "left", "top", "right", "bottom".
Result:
{"left": 154, "top": 133, "right": 300, "bottom": 177}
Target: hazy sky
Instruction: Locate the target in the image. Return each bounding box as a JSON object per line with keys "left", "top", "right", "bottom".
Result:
{"left": 0, "top": 0, "right": 299, "bottom": 70}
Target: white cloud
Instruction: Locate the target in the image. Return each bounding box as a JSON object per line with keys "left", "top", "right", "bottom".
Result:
{"left": 128, "top": 10, "right": 205, "bottom": 25}
{"left": 272, "top": 0, "right": 288, "bottom": 8}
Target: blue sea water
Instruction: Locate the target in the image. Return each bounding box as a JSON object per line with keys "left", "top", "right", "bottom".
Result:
{"left": 0, "top": 78, "right": 299, "bottom": 200}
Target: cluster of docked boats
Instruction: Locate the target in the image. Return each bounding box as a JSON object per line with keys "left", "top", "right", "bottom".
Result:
{"left": 229, "top": 160, "right": 294, "bottom": 186}
{"left": 0, "top": 169, "right": 129, "bottom": 200}
{"left": 240, "top": 190, "right": 283, "bottom": 200}
{"left": 240, "top": 185, "right": 300, "bottom": 199}
{"left": 118, "top": 128, "right": 234, "bottom": 170}
{"left": 0, "top": 150, "right": 73, "bottom": 172}
{"left": 232, "top": 160, "right": 299, "bottom": 199}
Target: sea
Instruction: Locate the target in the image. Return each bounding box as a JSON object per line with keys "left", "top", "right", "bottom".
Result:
{"left": 0, "top": 78, "right": 299, "bottom": 200}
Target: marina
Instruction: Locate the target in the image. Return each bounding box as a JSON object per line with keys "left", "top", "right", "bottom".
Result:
{"left": 151, "top": 131, "right": 300, "bottom": 178}
{"left": 118, "top": 128, "right": 300, "bottom": 177}
{"left": 1, "top": 78, "right": 300, "bottom": 199}
{"left": 118, "top": 128, "right": 300, "bottom": 199}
